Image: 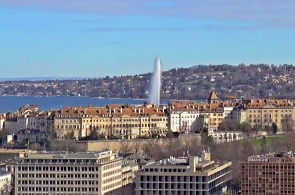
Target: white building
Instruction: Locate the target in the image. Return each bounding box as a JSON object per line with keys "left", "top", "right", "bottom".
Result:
{"left": 16, "top": 116, "right": 29, "bottom": 131}
{"left": 169, "top": 106, "right": 199, "bottom": 133}
{"left": 16, "top": 129, "right": 47, "bottom": 145}
{"left": 0, "top": 115, "right": 6, "bottom": 131}
{"left": 4, "top": 117, "right": 17, "bottom": 134}
{"left": 135, "top": 151, "right": 232, "bottom": 195}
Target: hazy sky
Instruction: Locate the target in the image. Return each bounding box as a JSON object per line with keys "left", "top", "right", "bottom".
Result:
{"left": 0, "top": 0, "right": 294, "bottom": 78}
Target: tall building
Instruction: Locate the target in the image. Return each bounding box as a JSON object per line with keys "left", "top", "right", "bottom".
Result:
{"left": 13, "top": 150, "right": 136, "bottom": 195}
{"left": 135, "top": 151, "right": 232, "bottom": 195}
{"left": 241, "top": 152, "right": 295, "bottom": 195}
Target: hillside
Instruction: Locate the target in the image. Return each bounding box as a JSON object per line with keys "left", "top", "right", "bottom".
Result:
{"left": 0, "top": 64, "right": 295, "bottom": 100}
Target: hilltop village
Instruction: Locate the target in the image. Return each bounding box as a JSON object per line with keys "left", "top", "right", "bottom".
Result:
{"left": 1, "top": 64, "right": 295, "bottom": 100}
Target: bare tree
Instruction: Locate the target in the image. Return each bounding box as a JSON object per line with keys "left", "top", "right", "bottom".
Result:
{"left": 132, "top": 140, "right": 142, "bottom": 153}
{"left": 141, "top": 140, "right": 157, "bottom": 159}
{"left": 239, "top": 122, "right": 252, "bottom": 139}
{"left": 0, "top": 180, "right": 12, "bottom": 195}
{"left": 119, "top": 141, "right": 132, "bottom": 153}
{"left": 282, "top": 116, "right": 295, "bottom": 133}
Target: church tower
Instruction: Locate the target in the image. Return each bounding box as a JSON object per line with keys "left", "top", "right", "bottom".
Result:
{"left": 208, "top": 91, "right": 219, "bottom": 104}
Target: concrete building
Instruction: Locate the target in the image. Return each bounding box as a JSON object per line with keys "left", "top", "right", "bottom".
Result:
{"left": 241, "top": 151, "right": 295, "bottom": 195}
{"left": 135, "top": 151, "right": 232, "bottom": 195}
{"left": 0, "top": 171, "right": 12, "bottom": 193}
{"left": 14, "top": 150, "right": 127, "bottom": 195}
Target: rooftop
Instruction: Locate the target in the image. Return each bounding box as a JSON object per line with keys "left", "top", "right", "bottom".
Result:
{"left": 247, "top": 151, "right": 295, "bottom": 162}
{"left": 19, "top": 150, "right": 118, "bottom": 160}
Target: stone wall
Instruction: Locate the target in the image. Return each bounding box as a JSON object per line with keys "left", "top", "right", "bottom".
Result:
{"left": 77, "top": 134, "right": 201, "bottom": 152}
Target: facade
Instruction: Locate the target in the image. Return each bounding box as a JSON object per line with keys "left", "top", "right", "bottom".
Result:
{"left": 16, "top": 129, "right": 47, "bottom": 145}
{"left": 135, "top": 151, "right": 232, "bottom": 195}
{"left": 53, "top": 104, "right": 169, "bottom": 140}
{"left": 13, "top": 150, "right": 138, "bottom": 195}
{"left": 4, "top": 117, "right": 17, "bottom": 134}
{"left": 237, "top": 99, "right": 295, "bottom": 131}
{"left": 241, "top": 152, "right": 295, "bottom": 195}
{"left": 168, "top": 102, "right": 199, "bottom": 133}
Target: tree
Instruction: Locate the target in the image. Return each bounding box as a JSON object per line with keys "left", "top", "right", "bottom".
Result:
{"left": 239, "top": 122, "right": 252, "bottom": 139}
{"left": 88, "top": 129, "right": 99, "bottom": 140}
{"left": 260, "top": 136, "right": 267, "bottom": 154}
{"left": 65, "top": 130, "right": 75, "bottom": 140}
{"left": 132, "top": 140, "right": 142, "bottom": 153}
{"left": 282, "top": 116, "right": 294, "bottom": 133}
{"left": 251, "top": 124, "right": 261, "bottom": 138}
{"left": 119, "top": 141, "right": 132, "bottom": 153}
{"left": 271, "top": 122, "right": 278, "bottom": 134}
{"left": 0, "top": 180, "right": 12, "bottom": 195}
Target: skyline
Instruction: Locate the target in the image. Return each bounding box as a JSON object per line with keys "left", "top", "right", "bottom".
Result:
{"left": 0, "top": 0, "right": 295, "bottom": 78}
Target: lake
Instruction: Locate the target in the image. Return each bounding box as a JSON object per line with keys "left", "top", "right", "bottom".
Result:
{"left": 0, "top": 96, "right": 170, "bottom": 113}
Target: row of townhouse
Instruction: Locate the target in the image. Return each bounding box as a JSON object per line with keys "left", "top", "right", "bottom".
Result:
{"left": 169, "top": 91, "right": 295, "bottom": 134}
{"left": 53, "top": 103, "right": 169, "bottom": 140}
{"left": 2, "top": 92, "right": 295, "bottom": 141}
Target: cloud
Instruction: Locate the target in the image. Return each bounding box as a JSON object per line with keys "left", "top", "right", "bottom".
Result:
{"left": 87, "top": 25, "right": 262, "bottom": 32}
{"left": 0, "top": 0, "right": 294, "bottom": 28}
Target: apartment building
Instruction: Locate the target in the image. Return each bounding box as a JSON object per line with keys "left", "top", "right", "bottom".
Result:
{"left": 16, "top": 129, "right": 47, "bottom": 145}
{"left": 14, "top": 150, "right": 127, "bottom": 195}
{"left": 168, "top": 102, "right": 199, "bottom": 133}
{"left": 135, "top": 151, "right": 232, "bottom": 195}
{"left": 53, "top": 104, "right": 168, "bottom": 140}
{"left": 241, "top": 151, "right": 295, "bottom": 195}
{"left": 235, "top": 99, "right": 295, "bottom": 131}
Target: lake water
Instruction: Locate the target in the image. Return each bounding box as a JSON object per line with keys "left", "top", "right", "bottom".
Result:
{"left": 0, "top": 96, "right": 169, "bottom": 113}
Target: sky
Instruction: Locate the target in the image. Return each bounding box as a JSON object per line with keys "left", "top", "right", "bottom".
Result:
{"left": 0, "top": 0, "right": 294, "bottom": 78}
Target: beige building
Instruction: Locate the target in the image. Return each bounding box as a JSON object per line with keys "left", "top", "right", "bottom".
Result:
{"left": 13, "top": 150, "right": 133, "bottom": 195}
{"left": 53, "top": 104, "right": 168, "bottom": 140}
{"left": 235, "top": 99, "right": 295, "bottom": 131}
{"left": 135, "top": 151, "right": 232, "bottom": 195}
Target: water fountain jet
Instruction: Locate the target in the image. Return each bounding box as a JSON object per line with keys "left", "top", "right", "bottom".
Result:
{"left": 149, "top": 57, "right": 162, "bottom": 106}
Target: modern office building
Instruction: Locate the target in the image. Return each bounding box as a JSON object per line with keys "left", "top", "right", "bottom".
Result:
{"left": 13, "top": 150, "right": 133, "bottom": 195}
{"left": 135, "top": 151, "right": 232, "bottom": 195}
{"left": 241, "top": 151, "right": 295, "bottom": 195}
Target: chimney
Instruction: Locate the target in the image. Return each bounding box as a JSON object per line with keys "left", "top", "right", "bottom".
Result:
{"left": 134, "top": 108, "right": 137, "bottom": 113}
{"left": 156, "top": 108, "right": 158, "bottom": 113}
{"left": 113, "top": 108, "right": 116, "bottom": 113}
{"left": 139, "top": 108, "right": 141, "bottom": 114}
{"left": 120, "top": 107, "right": 123, "bottom": 113}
